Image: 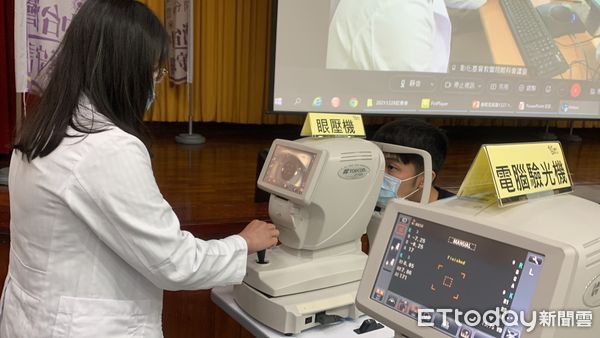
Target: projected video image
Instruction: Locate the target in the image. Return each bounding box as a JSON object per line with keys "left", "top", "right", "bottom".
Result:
{"left": 262, "top": 145, "right": 317, "bottom": 196}
{"left": 271, "top": 0, "right": 600, "bottom": 119}
{"left": 326, "top": 0, "right": 599, "bottom": 80}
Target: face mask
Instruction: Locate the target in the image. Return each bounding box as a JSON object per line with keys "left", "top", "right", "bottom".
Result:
{"left": 146, "top": 70, "right": 161, "bottom": 111}
{"left": 377, "top": 173, "right": 401, "bottom": 208}
{"left": 376, "top": 172, "right": 424, "bottom": 208}
{"left": 145, "top": 86, "right": 156, "bottom": 111}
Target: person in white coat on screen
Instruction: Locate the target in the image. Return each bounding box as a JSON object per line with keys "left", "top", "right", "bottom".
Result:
{"left": 0, "top": 1, "right": 278, "bottom": 337}
{"left": 326, "top": 0, "right": 487, "bottom": 72}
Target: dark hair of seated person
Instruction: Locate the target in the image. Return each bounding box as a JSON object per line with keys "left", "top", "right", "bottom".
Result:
{"left": 372, "top": 118, "right": 448, "bottom": 173}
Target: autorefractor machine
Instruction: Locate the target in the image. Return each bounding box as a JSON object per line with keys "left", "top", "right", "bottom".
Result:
{"left": 357, "top": 193, "right": 600, "bottom": 338}
{"left": 233, "top": 137, "right": 385, "bottom": 334}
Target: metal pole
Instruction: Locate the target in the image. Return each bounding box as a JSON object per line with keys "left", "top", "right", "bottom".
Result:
{"left": 563, "top": 120, "right": 582, "bottom": 143}
{"left": 175, "top": 81, "right": 205, "bottom": 144}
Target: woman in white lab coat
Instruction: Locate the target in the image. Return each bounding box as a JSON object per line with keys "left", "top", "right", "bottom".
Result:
{"left": 0, "top": 1, "right": 278, "bottom": 337}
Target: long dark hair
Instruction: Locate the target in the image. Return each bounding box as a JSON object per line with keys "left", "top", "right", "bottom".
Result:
{"left": 14, "top": 0, "right": 169, "bottom": 161}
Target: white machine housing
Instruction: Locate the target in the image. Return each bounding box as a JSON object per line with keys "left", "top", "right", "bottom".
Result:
{"left": 234, "top": 137, "right": 385, "bottom": 334}
{"left": 262, "top": 137, "right": 385, "bottom": 251}
{"left": 357, "top": 194, "right": 600, "bottom": 338}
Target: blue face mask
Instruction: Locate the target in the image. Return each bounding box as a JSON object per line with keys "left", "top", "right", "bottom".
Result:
{"left": 377, "top": 173, "right": 401, "bottom": 208}
{"left": 376, "top": 172, "right": 423, "bottom": 208}
{"left": 145, "top": 87, "right": 156, "bottom": 111}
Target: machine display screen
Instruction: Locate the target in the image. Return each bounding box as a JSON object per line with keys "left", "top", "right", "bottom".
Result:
{"left": 262, "top": 144, "right": 317, "bottom": 196}
{"left": 371, "top": 213, "right": 545, "bottom": 338}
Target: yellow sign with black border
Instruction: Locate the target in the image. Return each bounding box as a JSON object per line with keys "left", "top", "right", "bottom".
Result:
{"left": 300, "top": 112, "right": 365, "bottom": 137}
{"left": 458, "top": 142, "right": 572, "bottom": 207}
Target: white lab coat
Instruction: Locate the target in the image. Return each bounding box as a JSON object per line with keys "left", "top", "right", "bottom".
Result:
{"left": 0, "top": 97, "right": 248, "bottom": 337}
{"left": 327, "top": 0, "right": 452, "bottom": 72}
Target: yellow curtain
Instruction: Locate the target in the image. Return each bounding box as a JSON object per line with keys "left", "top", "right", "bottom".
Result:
{"left": 140, "top": 0, "right": 598, "bottom": 128}
{"left": 139, "top": 0, "right": 188, "bottom": 122}
{"left": 141, "top": 0, "right": 302, "bottom": 124}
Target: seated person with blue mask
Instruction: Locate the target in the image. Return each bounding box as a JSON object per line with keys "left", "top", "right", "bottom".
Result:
{"left": 374, "top": 118, "right": 453, "bottom": 206}
{"left": 367, "top": 118, "right": 454, "bottom": 249}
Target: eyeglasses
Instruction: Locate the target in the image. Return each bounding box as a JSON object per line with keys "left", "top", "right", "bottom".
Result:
{"left": 154, "top": 67, "right": 168, "bottom": 83}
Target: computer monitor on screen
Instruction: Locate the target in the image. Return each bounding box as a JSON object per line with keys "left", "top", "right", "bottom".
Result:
{"left": 357, "top": 195, "right": 600, "bottom": 338}
{"left": 271, "top": 0, "right": 600, "bottom": 119}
